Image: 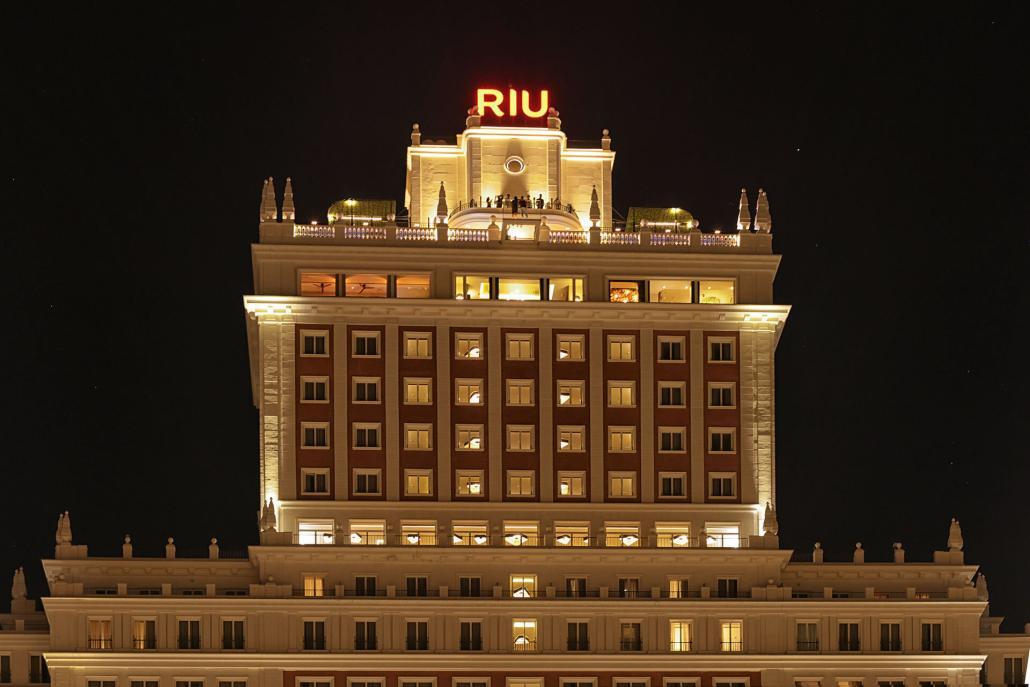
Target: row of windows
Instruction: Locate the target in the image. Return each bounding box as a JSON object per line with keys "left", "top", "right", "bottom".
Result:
{"left": 298, "top": 519, "right": 743, "bottom": 548}
{"left": 310, "top": 467, "right": 735, "bottom": 500}
{"left": 301, "top": 331, "right": 737, "bottom": 363}
{"left": 0, "top": 655, "right": 48, "bottom": 683}
{"left": 82, "top": 617, "right": 950, "bottom": 655}
{"left": 302, "top": 422, "right": 737, "bottom": 454}
{"left": 316, "top": 377, "right": 737, "bottom": 409}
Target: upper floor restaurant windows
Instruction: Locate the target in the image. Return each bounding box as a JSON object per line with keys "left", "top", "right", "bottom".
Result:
{"left": 608, "top": 278, "right": 736, "bottom": 304}
{"left": 299, "top": 272, "right": 430, "bottom": 298}
{"left": 454, "top": 275, "right": 585, "bottom": 301}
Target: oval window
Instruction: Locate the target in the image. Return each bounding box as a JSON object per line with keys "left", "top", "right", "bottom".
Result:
{"left": 504, "top": 156, "right": 526, "bottom": 175}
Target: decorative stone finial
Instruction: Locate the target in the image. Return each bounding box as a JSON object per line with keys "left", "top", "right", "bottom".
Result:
{"left": 736, "top": 188, "right": 752, "bottom": 232}
{"left": 601, "top": 129, "right": 611, "bottom": 151}
{"left": 263, "top": 497, "right": 277, "bottom": 533}
{"left": 259, "top": 177, "right": 277, "bottom": 222}
{"left": 589, "top": 185, "right": 601, "bottom": 226}
{"left": 54, "top": 513, "right": 64, "bottom": 545}
{"left": 436, "top": 181, "right": 448, "bottom": 221}
{"left": 812, "top": 542, "right": 824, "bottom": 563}
{"left": 975, "top": 572, "right": 989, "bottom": 601}
{"left": 165, "top": 537, "right": 176, "bottom": 559}
{"left": 762, "top": 501, "right": 779, "bottom": 536}
{"left": 753, "top": 188, "right": 772, "bottom": 233}
{"left": 281, "top": 177, "right": 295, "bottom": 222}
{"left": 893, "top": 542, "right": 905, "bottom": 563}
{"left": 853, "top": 542, "right": 865, "bottom": 563}
{"left": 122, "top": 535, "right": 133, "bottom": 559}
{"left": 948, "top": 517, "right": 964, "bottom": 551}
{"left": 411, "top": 123, "right": 422, "bottom": 145}
{"left": 209, "top": 538, "right": 220, "bottom": 560}
{"left": 59, "top": 511, "right": 72, "bottom": 545}
{"left": 487, "top": 215, "right": 500, "bottom": 241}
{"left": 11, "top": 567, "right": 27, "bottom": 600}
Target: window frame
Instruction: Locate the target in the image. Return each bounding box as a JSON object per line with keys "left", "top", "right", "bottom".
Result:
{"left": 657, "top": 472, "right": 688, "bottom": 499}
{"left": 301, "top": 422, "right": 331, "bottom": 449}
{"left": 707, "top": 381, "right": 737, "bottom": 409}
{"left": 454, "top": 332, "right": 484, "bottom": 359}
{"left": 606, "top": 334, "right": 636, "bottom": 362}
{"left": 402, "top": 331, "right": 433, "bottom": 359}
{"left": 454, "top": 470, "right": 485, "bottom": 497}
{"left": 505, "top": 333, "right": 535, "bottom": 361}
{"left": 403, "top": 469, "right": 434, "bottom": 496}
{"left": 708, "top": 336, "right": 736, "bottom": 363}
{"left": 352, "top": 422, "right": 381, "bottom": 449}
{"left": 607, "top": 426, "right": 636, "bottom": 453}
{"left": 505, "top": 379, "right": 535, "bottom": 406}
{"left": 555, "top": 334, "right": 585, "bottom": 361}
{"left": 351, "top": 330, "right": 381, "bottom": 358}
{"left": 607, "top": 380, "right": 637, "bottom": 408}
{"left": 658, "top": 427, "right": 687, "bottom": 453}
{"left": 300, "top": 468, "right": 331, "bottom": 495}
{"left": 556, "top": 426, "right": 586, "bottom": 453}
{"left": 299, "top": 329, "right": 330, "bottom": 358}
{"left": 708, "top": 427, "right": 737, "bottom": 454}
{"left": 506, "top": 425, "right": 535, "bottom": 452}
{"left": 708, "top": 472, "right": 737, "bottom": 500}
{"left": 506, "top": 470, "right": 536, "bottom": 497}
{"left": 455, "top": 378, "right": 484, "bottom": 406}
{"left": 352, "top": 468, "right": 382, "bottom": 496}
{"left": 556, "top": 379, "right": 586, "bottom": 407}
{"left": 455, "top": 424, "right": 484, "bottom": 451}
{"left": 402, "top": 378, "right": 433, "bottom": 405}
{"left": 608, "top": 471, "right": 637, "bottom": 498}
{"left": 351, "top": 376, "right": 381, "bottom": 405}
{"left": 657, "top": 335, "right": 686, "bottom": 362}
{"left": 556, "top": 471, "right": 586, "bottom": 498}
{"left": 300, "top": 376, "right": 330, "bottom": 404}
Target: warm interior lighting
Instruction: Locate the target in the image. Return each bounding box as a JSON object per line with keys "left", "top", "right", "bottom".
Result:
{"left": 555, "top": 534, "right": 572, "bottom": 545}
{"left": 621, "top": 534, "right": 639, "bottom": 546}
{"left": 558, "top": 349, "right": 569, "bottom": 359}
{"left": 559, "top": 481, "right": 571, "bottom": 495}
{"left": 559, "top": 438, "right": 570, "bottom": 449}
{"left": 468, "top": 480, "right": 481, "bottom": 494}
{"left": 558, "top": 392, "right": 571, "bottom": 404}
{"left": 350, "top": 532, "right": 363, "bottom": 544}
{"left": 468, "top": 346, "right": 481, "bottom": 357}
{"left": 672, "top": 534, "right": 690, "bottom": 546}
{"left": 406, "top": 533, "right": 421, "bottom": 544}
{"left": 473, "top": 534, "right": 489, "bottom": 545}
{"left": 506, "top": 533, "right": 528, "bottom": 546}
{"left": 469, "top": 391, "right": 481, "bottom": 404}
{"left": 452, "top": 534, "right": 463, "bottom": 545}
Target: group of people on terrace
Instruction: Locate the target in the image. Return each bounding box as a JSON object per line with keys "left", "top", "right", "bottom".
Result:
{"left": 458, "top": 194, "right": 578, "bottom": 217}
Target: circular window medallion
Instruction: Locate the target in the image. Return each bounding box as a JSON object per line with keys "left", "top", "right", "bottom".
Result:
{"left": 503, "top": 156, "right": 526, "bottom": 175}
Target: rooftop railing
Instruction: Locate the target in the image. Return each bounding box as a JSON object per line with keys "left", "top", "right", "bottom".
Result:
{"left": 307, "top": 533, "right": 752, "bottom": 549}
{"left": 282, "top": 221, "right": 755, "bottom": 252}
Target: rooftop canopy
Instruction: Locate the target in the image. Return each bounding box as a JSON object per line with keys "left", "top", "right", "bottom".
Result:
{"left": 625, "top": 207, "right": 698, "bottom": 232}
{"left": 327, "top": 198, "right": 397, "bottom": 224}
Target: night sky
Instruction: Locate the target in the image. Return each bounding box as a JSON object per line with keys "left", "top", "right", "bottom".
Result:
{"left": 7, "top": 5, "right": 1027, "bottom": 629}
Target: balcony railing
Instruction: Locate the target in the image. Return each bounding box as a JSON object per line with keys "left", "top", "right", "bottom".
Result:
{"left": 796, "top": 640, "right": 820, "bottom": 651}
{"left": 280, "top": 222, "right": 757, "bottom": 252}
{"left": 512, "top": 640, "right": 538, "bottom": 652}
{"left": 87, "top": 638, "right": 112, "bottom": 649}
{"left": 620, "top": 639, "right": 643, "bottom": 651}
{"left": 296, "top": 532, "right": 751, "bottom": 549}
{"left": 669, "top": 641, "right": 693, "bottom": 652}
{"left": 567, "top": 639, "right": 590, "bottom": 651}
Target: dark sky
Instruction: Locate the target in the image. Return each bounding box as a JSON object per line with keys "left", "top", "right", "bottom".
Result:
{"left": 7, "top": 4, "right": 1027, "bottom": 629}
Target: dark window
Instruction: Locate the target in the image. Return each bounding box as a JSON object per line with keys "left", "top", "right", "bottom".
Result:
{"left": 355, "top": 576, "right": 377, "bottom": 596}
{"left": 354, "top": 335, "right": 379, "bottom": 356}
{"left": 661, "top": 475, "right": 685, "bottom": 496}
{"left": 355, "top": 620, "right": 377, "bottom": 650}
{"left": 879, "top": 622, "right": 902, "bottom": 651}
{"left": 222, "top": 619, "right": 245, "bottom": 650}
{"left": 355, "top": 426, "right": 379, "bottom": 448}
{"left": 619, "top": 623, "right": 642, "bottom": 651}
{"left": 717, "top": 578, "right": 738, "bottom": 598}
{"left": 177, "top": 619, "right": 200, "bottom": 649}
{"left": 838, "top": 622, "right": 860, "bottom": 651}
{"left": 460, "top": 620, "right": 483, "bottom": 650}
{"left": 659, "top": 385, "right": 684, "bottom": 406}
{"left": 355, "top": 381, "right": 379, "bottom": 402}
{"left": 303, "top": 334, "right": 327, "bottom": 355}
{"left": 660, "top": 431, "right": 684, "bottom": 452}
{"left": 459, "top": 576, "right": 481, "bottom": 597}
{"left": 921, "top": 622, "right": 943, "bottom": 651}
{"left": 1, "top": 657, "right": 10, "bottom": 684}
{"left": 567, "top": 621, "right": 589, "bottom": 650}
{"left": 303, "top": 472, "right": 328, "bottom": 493}
{"left": 303, "top": 620, "right": 326, "bottom": 650}
{"left": 406, "top": 621, "right": 429, "bottom": 650}
{"left": 710, "top": 386, "right": 734, "bottom": 407}
{"left": 354, "top": 472, "right": 379, "bottom": 494}
{"left": 565, "top": 577, "right": 587, "bottom": 597}
{"left": 303, "top": 380, "right": 328, "bottom": 401}
{"left": 659, "top": 339, "right": 684, "bottom": 360}
{"left": 710, "top": 340, "right": 733, "bottom": 361}
{"left": 304, "top": 425, "right": 328, "bottom": 447}
{"left": 710, "top": 431, "right": 733, "bottom": 452}
{"left": 617, "top": 578, "right": 639, "bottom": 598}
{"left": 711, "top": 477, "right": 735, "bottom": 497}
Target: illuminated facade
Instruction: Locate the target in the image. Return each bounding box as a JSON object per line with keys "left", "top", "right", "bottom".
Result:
{"left": 4, "top": 95, "right": 1029, "bottom": 687}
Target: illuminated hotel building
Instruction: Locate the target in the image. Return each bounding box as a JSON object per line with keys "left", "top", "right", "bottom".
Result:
{"left": 3, "top": 94, "right": 1028, "bottom": 687}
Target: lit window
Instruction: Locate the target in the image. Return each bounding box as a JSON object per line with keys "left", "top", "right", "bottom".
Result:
{"left": 512, "top": 619, "right": 538, "bottom": 651}
{"left": 298, "top": 519, "right": 335, "bottom": 545}
{"left": 607, "top": 335, "right": 635, "bottom": 361}
{"left": 506, "top": 426, "right": 534, "bottom": 451}
{"left": 345, "top": 273, "right": 388, "bottom": 298}
{"left": 656, "top": 522, "right": 691, "bottom": 547}
{"left": 353, "top": 377, "right": 380, "bottom": 403}
{"left": 657, "top": 336, "right": 685, "bottom": 361}
{"left": 87, "top": 618, "right": 112, "bottom": 649}
{"left": 659, "top": 428, "right": 686, "bottom": 453}
{"left": 352, "top": 469, "right": 381, "bottom": 495}
{"left": 705, "top": 522, "right": 741, "bottom": 548}
{"left": 301, "top": 469, "right": 330, "bottom": 495}
{"left": 455, "top": 275, "right": 491, "bottom": 300}
{"left": 452, "top": 521, "right": 488, "bottom": 546}
{"left": 608, "top": 381, "right": 635, "bottom": 407}
{"left": 548, "top": 277, "right": 585, "bottom": 302}
{"left": 659, "top": 473, "right": 687, "bottom": 498}
{"left": 608, "top": 280, "right": 642, "bottom": 303}
{"left": 506, "top": 379, "right": 534, "bottom": 406}
{"left": 353, "top": 423, "right": 380, "bottom": 449}
{"left": 455, "top": 333, "right": 484, "bottom": 359}
{"left": 709, "top": 473, "right": 736, "bottom": 498}
{"left": 498, "top": 278, "right": 541, "bottom": 301}
{"left": 404, "top": 470, "right": 433, "bottom": 496}
{"left": 670, "top": 620, "right": 693, "bottom": 652}
{"left": 668, "top": 579, "right": 688, "bottom": 599}
{"left": 455, "top": 470, "right": 484, "bottom": 496}
{"left": 403, "top": 331, "right": 432, "bottom": 358}
{"left": 507, "top": 470, "right": 535, "bottom": 496}
{"left": 300, "top": 330, "right": 329, "bottom": 357}
{"left": 404, "top": 424, "right": 432, "bottom": 450}
{"left": 709, "top": 428, "right": 735, "bottom": 453}
{"left": 303, "top": 574, "right": 325, "bottom": 598}
{"left": 557, "top": 380, "right": 585, "bottom": 406}
{"left": 708, "top": 382, "right": 736, "bottom": 408}
{"left": 300, "top": 272, "right": 338, "bottom": 297}
{"left": 401, "top": 522, "right": 436, "bottom": 546}
{"left": 404, "top": 378, "right": 432, "bottom": 405}
{"left": 698, "top": 279, "right": 735, "bottom": 304}
{"left": 506, "top": 333, "right": 535, "bottom": 359}
{"left": 708, "top": 336, "right": 735, "bottom": 362}
{"left": 510, "top": 574, "right": 537, "bottom": 598}
{"left": 348, "top": 519, "right": 385, "bottom": 546}
{"left": 396, "top": 274, "right": 430, "bottom": 299}
{"left": 132, "top": 617, "right": 157, "bottom": 650}
{"left": 796, "top": 622, "right": 819, "bottom": 651}
{"left": 455, "top": 425, "right": 483, "bottom": 451}
{"left": 556, "top": 334, "right": 585, "bottom": 360}
{"left": 648, "top": 279, "right": 693, "bottom": 303}
{"left": 352, "top": 331, "right": 380, "bottom": 357}
{"left": 301, "top": 376, "right": 329, "bottom": 403}
{"left": 456, "top": 379, "right": 483, "bottom": 405}
{"left": 302, "top": 422, "right": 330, "bottom": 448}
{"left": 619, "top": 622, "right": 642, "bottom": 651}
{"left": 720, "top": 620, "right": 743, "bottom": 652}
{"left": 503, "top": 522, "right": 539, "bottom": 546}
{"left": 557, "top": 427, "right": 585, "bottom": 452}
{"left": 608, "top": 472, "right": 636, "bottom": 498}
{"left": 607, "top": 427, "right": 636, "bottom": 452}
{"left": 557, "top": 472, "right": 586, "bottom": 498}
{"left": 605, "top": 523, "right": 640, "bottom": 547}
{"left": 658, "top": 382, "right": 686, "bottom": 407}
{"left": 554, "top": 522, "right": 590, "bottom": 547}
